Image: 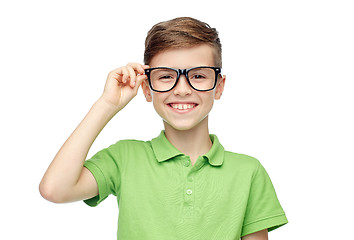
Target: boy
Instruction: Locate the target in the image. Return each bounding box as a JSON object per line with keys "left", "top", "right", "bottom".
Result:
{"left": 40, "top": 17, "right": 287, "bottom": 239}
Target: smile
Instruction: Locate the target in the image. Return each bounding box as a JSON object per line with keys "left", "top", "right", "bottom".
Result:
{"left": 168, "top": 103, "right": 198, "bottom": 110}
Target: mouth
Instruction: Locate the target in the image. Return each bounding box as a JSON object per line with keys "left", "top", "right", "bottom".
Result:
{"left": 167, "top": 103, "right": 198, "bottom": 111}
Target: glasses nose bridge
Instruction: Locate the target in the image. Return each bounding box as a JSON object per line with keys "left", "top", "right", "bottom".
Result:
{"left": 176, "top": 68, "right": 188, "bottom": 81}
{"left": 174, "top": 68, "right": 192, "bottom": 94}
{"left": 175, "top": 68, "right": 191, "bottom": 86}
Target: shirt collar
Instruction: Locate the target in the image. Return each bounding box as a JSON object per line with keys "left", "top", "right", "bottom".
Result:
{"left": 151, "top": 131, "right": 183, "bottom": 162}
{"left": 151, "top": 131, "right": 225, "bottom": 166}
{"left": 205, "top": 134, "right": 225, "bottom": 166}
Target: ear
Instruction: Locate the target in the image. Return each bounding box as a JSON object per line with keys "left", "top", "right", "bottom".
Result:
{"left": 214, "top": 75, "right": 226, "bottom": 100}
{"left": 141, "top": 80, "right": 152, "bottom": 102}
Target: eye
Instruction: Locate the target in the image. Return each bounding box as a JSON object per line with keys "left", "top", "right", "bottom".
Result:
{"left": 190, "top": 73, "right": 207, "bottom": 80}
{"left": 159, "top": 75, "right": 174, "bottom": 79}
{"left": 158, "top": 74, "right": 175, "bottom": 81}
{"left": 191, "top": 74, "right": 205, "bottom": 79}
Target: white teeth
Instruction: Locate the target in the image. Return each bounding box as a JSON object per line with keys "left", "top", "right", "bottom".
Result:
{"left": 170, "top": 104, "right": 195, "bottom": 110}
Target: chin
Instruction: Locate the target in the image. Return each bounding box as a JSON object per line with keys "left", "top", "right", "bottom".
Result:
{"left": 163, "top": 116, "right": 208, "bottom": 132}
{"left": 163, "top": 120, "right": 191, "bottom": 131}
{"left": 169, "top": 125, "right": 196, "bottom": 131}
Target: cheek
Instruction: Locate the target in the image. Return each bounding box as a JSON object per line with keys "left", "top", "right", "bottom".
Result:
{"left": 151, "top": 93, "right": 167, "bottom": 110}
{"left": 205, "top": 99, "right": 215, "bottom": 112}
{"left": 202, "top": 92, "right": 216, "bottom": 108}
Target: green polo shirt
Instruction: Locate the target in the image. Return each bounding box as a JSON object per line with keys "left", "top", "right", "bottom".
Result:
{"left": 84, "top": 131, "right": 287, "bottom": 239}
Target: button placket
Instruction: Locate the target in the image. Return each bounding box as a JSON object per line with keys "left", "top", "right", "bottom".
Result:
{"left": 184, "top": 175, "right": 195, "bottom": 216}
{"left": 183, "top": 186, "right": 194, "bottom": 217}
{"left": 184, "top": 179, "right": 194, "bottom": 203}
{"left": 181, "top": 156, "right": 198, "bottom": 218}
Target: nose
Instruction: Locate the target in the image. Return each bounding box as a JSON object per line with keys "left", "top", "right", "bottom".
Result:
{"left": 173, "top": 75, "right": 192, "bottom": 96}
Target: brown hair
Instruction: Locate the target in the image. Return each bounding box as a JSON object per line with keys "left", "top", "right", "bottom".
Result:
{"left": 144, "top": 17, "right": 222, "bottom": 67}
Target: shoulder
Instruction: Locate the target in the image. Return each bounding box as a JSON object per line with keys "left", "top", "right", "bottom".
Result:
{"left": 88, "top": 139, "right": 150, "bottom": 162}
{"left": 223, "top": 150, "right": 261, "bottom": 174}
{"left": 224, "top": 150, "right": 260, "bottom": 166}
{"left": 111, "top": 138, "right": 150, "bottom": 147}
{"left": 107, "top": 138, "right": 153, "bottom": 154}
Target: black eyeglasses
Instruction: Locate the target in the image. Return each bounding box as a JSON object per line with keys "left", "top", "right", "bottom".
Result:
{"left": 144, "top": 66, "right": 221, "bottom": 92}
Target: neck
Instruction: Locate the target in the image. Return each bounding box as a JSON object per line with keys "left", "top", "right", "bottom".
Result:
{"left": 163, "top": 117, "right": 212, "bottom": 164}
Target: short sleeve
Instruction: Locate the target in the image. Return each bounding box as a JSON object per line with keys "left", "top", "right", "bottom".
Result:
{"left": 241, "top": 162, "right": 288, "bottom": 236}
{"left": 83, "top": 142, "right": 122, "bottom": 207}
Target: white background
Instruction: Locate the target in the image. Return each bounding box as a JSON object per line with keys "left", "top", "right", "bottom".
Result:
{"left": 1, "top": 0, "right": 353, "bottom": 239}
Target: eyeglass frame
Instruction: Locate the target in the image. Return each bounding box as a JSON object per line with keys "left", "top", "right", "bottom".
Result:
{"left": 144, "top": 66, "right": 222, "bottom": 92}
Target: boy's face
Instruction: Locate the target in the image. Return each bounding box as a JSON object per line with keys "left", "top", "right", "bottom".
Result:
{"left": 142, "top": 44, "right": 225, "bottom": 131}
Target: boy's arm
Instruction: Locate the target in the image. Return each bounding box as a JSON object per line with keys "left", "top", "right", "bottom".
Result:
{"left": 241, "top": 229, "right": 268, "bottom": 240}
{"left": 39, "top": 63, "right": 149, "bottom": 203}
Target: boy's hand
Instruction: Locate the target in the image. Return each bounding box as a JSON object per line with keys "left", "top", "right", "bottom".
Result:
{"left": 99, "top": 63, "right": 150, "bottom": 112}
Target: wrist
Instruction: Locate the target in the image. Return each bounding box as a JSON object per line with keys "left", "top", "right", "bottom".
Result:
{"left": 94, "top": 97, "right": 122, "bottom": 120}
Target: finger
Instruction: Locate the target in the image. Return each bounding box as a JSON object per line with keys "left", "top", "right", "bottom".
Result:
{"left": 142, "top": 65, "right": 150, "bottom": 69}
{"left": 126, "top": 65, "right": 137, "bottom": 88}
{"left": 121, "top": 67, "right": 130, "bottom": 84}
{"left": 110, "top": 68, "right": 123, "bottom": 82}
{"left": 127, "top": 62, "right": 146, "bottom": 75}
{"left": 133, "top": 74, "right": 148, "bottom": 92}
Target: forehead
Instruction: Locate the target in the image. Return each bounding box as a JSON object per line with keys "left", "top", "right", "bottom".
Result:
{"left": 149, "top": 44, "right": 215, "bottom": 69}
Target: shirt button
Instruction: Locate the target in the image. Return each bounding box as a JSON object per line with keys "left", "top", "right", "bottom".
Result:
{"left": 186, "top": 189, "right": 193, "bottom": 195}
{"left": 188, "top": 177, "right": 194, "bottom": 182}
{"left": 184, "top": 160, "right": 190, "bottom": 167}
